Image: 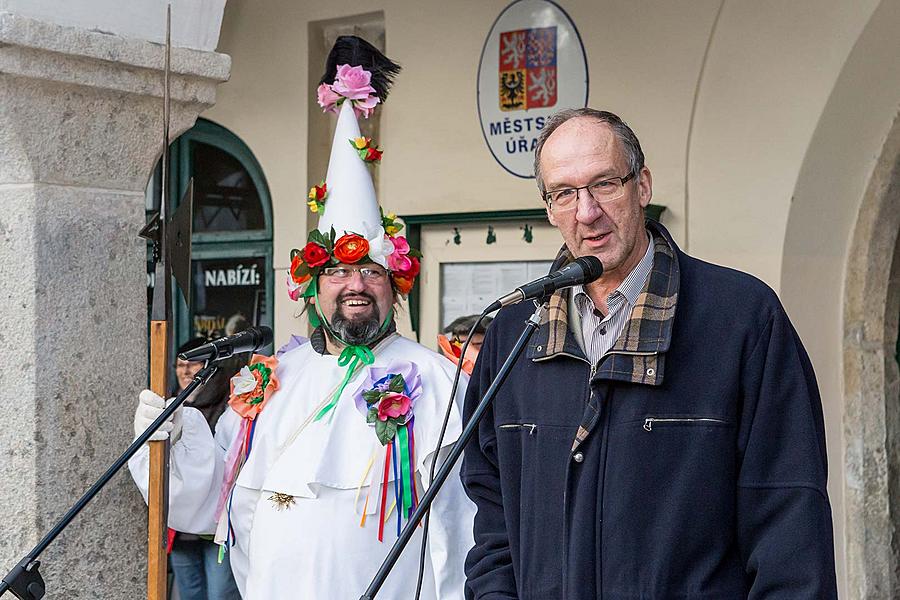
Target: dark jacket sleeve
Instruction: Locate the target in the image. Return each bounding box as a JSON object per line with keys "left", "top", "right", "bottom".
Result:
{"left": 735, "top": 307, "right": 838, "bottom": 598}
{"left": 460, "top": 327, "right": 519, "bottom": 600}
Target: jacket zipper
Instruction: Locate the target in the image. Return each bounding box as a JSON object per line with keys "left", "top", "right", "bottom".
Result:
{"left": 607, "top": 349, "right": 658, "bottom": 357}
{"left": 498, "top": 423, "right": 537, "bottom": 435}
{"left": 642, "top": 417, "right": 729, "bottom": 432}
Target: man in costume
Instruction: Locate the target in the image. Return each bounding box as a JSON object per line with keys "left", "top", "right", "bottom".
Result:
{"left": 130, "top": 37, "right": 475, "bottom": 600}
{"left": 461, "top": 108, "right": 837, "bottom": 598}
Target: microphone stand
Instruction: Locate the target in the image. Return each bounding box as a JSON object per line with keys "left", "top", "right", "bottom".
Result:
{"left": 360, "top": 301, "right": 547, "bottom": 600}
{"left": 0, "top": 362, "right": 220, "bottom": 600}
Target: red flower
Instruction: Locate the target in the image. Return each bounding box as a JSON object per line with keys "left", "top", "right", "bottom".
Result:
{"left": 377, "top": 392, "right": 411, "bottom": 421}
{"left": 309, "top": 182, "right": 327, "bottom": 201}
{"left": 333, "top": 234, "right": 369, "bottom": 264}
{"left": 302, "top": 242, "right": 330, "bottom": 267}
{"left": 365, "top": 147, "right": 383, "bottom": 162}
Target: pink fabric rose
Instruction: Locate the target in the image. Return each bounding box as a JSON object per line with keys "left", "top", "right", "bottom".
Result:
{"left": 390, "top": 236, "right": 410, "bottom": 255}
{"left": 377, "top": 392, "right": 411, "bottom": 421}
{"left": 387, "top": 235, "right": 413, "bottom": 272}
{"left": 333, "top": 64, "right": 377, "bottom": 100}
{"left": 388, "top": 252, "right": 413, "bottom": 273}
{"left": 353, "top": 95, "right": 380, "bottom": 119}
{"left": 316, "top": 83, "right": 341, "bottom": 113}
{"left": 286, "top": 273, "right": 303, "bottom": 301}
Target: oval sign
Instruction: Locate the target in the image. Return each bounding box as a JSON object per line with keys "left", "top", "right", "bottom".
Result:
{"left": 477, "top": 0, "right": 588, "bottom": 178}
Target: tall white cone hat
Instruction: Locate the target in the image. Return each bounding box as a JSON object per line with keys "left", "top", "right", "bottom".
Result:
{"left": 316, "top": 101, "right": 379, "bottom": 236}
{"left": 315, "top": 101, "right": 391, "bottom": 267}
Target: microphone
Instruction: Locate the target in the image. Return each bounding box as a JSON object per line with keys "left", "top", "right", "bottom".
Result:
{"left": 486, "top": 256, "right": 603, "bottom": 312}
{"left": 179, "top": 326, "right": 274, "bottom": 362}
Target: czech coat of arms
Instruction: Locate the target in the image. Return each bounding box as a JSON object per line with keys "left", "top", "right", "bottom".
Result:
{"left": 498, "top": 26, "right": 558, "bottom": 111}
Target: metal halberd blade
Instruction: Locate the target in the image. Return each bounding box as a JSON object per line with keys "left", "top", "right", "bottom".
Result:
{"left": 167, "top": 178, "right": 193, "bottom": 309}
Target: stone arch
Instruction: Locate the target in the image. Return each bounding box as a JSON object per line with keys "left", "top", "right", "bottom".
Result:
{"left": 842, "top": 111, "right": 900, "bottom": 597}
{"left": 779, "top": 1, "right": 900, "bottom": 595}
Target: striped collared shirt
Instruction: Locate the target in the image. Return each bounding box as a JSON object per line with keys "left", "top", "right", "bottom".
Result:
{"left": 571, "top": 233, "right": 654, "bottom": 366}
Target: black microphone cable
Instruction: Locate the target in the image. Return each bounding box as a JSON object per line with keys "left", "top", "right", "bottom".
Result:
{"left": 413, "top": 307, "right": 492, "bottom": 600}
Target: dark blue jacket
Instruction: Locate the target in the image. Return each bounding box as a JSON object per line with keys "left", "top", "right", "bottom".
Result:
{"left": 461, "top": 222, "right": 837, "bottom": 599}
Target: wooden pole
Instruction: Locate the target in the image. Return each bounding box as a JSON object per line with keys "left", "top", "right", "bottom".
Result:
{"left": 146, "top": 7, "right": 173, "bottom": 600}
{"left": 147, "top": 321, "right": 170, "bottom": 600}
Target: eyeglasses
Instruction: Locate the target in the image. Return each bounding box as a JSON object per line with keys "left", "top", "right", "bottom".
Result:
{"left": 321, "top": 266, "right": 388, "bottom": 281}
{"left": 544, "top": 171, "right": 635, "bottom": 212}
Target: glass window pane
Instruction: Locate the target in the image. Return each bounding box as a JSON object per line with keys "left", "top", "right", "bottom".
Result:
{"left": 191, "top": 141, "right": 265, "bottom": 232}
{"left": 191, "top": 256, "right": 267, "bottom": 339}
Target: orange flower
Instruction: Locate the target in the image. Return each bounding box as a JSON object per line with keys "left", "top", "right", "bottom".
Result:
{"left": 333, "top": 234, "right": 369, "bottom": 264}
{"left": 290, "top": 253, "right": 311, "bottom": 284}
{"left": 393, "top": 273, "right": 415, "bottom": 295}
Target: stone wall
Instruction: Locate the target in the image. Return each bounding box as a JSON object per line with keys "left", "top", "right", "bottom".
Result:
{"left": 0, "top": 12, "right": 229, "bottom": 598}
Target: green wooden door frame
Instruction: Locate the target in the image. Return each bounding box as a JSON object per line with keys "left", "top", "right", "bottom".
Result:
{"left": 398, "top": 204, "right": 666, "bottom": 335}
{"left": 167, "top": 118, "right": 275, "bottom": 346}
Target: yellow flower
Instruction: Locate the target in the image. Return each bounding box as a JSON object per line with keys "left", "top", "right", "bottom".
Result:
{"left": 307, "top": 200, "right": 318, "bottom": 213}
{"left": 387, "top": 212, "right": 396, "bottom": 220}
{"left": 386, "top": 225, "right": 399, "bottom": 235}
{"left": 308, "top": 187, "right": 317, "bottom": 200}
{"left": 353, "top": 137, "right": 369, "bottom": 149}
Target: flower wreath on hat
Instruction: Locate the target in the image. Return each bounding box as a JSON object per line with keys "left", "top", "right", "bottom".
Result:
{"left": 287, "top": 211, "right": 421, "bottom": 299}
{"left": 286, "top": 59, "right": 421, "bottom": 305}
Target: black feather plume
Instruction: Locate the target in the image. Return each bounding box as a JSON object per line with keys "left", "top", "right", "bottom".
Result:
{"left": 319, "top": 35, "right": 401, "bottom": 102}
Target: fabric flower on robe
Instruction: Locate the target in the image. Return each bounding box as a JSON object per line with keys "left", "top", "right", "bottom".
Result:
{"left": 352, "top": 361, "right": 422, "bottom": 419}
{"left": 228, "top": 354, "right": 280, "bottom": 420}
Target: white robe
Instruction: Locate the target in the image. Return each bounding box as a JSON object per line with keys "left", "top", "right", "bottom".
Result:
{"left": 129, "top": 335, "right": 476, "bottom": 599}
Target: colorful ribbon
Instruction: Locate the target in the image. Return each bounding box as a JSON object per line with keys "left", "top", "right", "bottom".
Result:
{"left": 372, "top": 421, "right": 417, "bottom": 541}
{"left": 397, "top": 425, "right": 413, "bottom": 520}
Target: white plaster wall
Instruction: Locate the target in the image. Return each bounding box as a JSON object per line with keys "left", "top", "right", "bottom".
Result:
{"left": 0, "top": 0, "right": 226, "bottom": 50}
{"left": 688, "top": 0, "right": 880, "bottom": 290}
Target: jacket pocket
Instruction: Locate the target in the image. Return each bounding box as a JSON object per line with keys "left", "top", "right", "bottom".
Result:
{"left": 497, "top": 422, "right": 576, "bottom": 598}
{"left": 642, "top": 416, "right": 731, "bottom": 432}
{"left": 602, "top": 414, "right": 740, "bottom": 593}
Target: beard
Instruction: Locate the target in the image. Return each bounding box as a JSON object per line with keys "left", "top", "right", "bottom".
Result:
{"left": 330, "top": 292, "right": 383, "bottom": 345}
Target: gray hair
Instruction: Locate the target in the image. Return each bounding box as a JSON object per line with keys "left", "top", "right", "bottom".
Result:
{"left": 533, "top": 108, "right": 645, "bottom": 195}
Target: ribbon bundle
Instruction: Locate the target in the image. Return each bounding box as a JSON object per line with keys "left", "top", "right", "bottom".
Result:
{"left": 353, "top": 364, "right": 423, "bottom": 541}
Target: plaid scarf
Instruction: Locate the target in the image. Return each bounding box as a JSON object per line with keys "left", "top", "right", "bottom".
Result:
{"left": 526, "top": 220, "right": 679, "bottom": 450}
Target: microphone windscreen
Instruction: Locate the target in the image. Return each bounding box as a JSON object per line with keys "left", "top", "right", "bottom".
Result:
{"left": 574, "top": 256, "right": 604, "bottom": 282}
{"left": 256, "top": 326, "right": 274, "bottom": 348}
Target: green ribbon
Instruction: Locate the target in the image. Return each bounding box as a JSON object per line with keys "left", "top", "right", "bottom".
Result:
{"left": 303, "top": 278, "right": 321, "bottom": 327}
{"left": 397, "top": 424, "right": 412, "bottom": 518}
{"left": 313, "top": 344, "right": 375, "bottom": 422}
{"left": 309, "top": 280, "right": 394, "bottom": 422}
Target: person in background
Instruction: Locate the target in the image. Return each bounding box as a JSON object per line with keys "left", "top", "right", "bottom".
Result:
{"left": 165, "top": 337, "right": 244, "bottom": 600}
{"left": 437, "top": 314, "right": 493, "bottom": 375}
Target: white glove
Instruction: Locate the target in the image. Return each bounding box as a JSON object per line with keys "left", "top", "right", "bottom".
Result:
{"left": 134, "top": 389, "right": 183, "bottom": 444}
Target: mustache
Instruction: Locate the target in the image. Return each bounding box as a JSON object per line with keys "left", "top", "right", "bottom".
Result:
{"left": 337, "top": 291, "right": 376, "bottom": 304}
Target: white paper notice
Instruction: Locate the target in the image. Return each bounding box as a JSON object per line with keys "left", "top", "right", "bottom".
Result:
{"left": 440, "top": 260, "right": 553, "bottom": 328}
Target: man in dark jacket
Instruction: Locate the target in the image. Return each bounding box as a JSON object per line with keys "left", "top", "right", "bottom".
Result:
{"left": 461, "top": 108, "right": 837, "bottom": 599}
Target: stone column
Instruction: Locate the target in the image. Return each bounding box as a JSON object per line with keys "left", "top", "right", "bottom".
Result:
{"left": 0, "top": 13, "right": 229, "bottom": 598}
